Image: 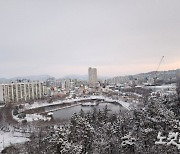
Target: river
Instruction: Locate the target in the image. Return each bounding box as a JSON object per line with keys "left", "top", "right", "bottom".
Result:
{"left": 45, "top": 102, "right": 123, "bottom": 121}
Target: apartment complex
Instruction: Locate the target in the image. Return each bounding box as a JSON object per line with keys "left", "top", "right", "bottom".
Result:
{"left": 88, "top": 67, "right": 97, "bottom": 87}
{"left": 0, "top": 81, "right": 47, "bottom": 104}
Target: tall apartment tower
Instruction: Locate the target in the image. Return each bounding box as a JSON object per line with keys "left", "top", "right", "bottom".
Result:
{"left": 88, "top": 67, "right": 97, "bottom": 87}
{"left": 0, "top": 81, "right": 47, "bottom": 104}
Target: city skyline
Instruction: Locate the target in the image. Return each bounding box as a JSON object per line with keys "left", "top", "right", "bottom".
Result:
{"left": 0, "top": 0, "right": 180, "bottom": 78}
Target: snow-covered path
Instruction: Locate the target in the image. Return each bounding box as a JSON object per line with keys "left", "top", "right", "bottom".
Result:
{"left": 24, "top": 95, "right": 130, "bottom": 111}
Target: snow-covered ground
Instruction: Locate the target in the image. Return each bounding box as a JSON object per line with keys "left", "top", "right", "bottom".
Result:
{"left": 13, "top": 113, "right": 51, "bottom": 122}
{"left": 23, "top": 95, "right": 130, "bottom": 111}
{"left": 23, "top": 98, "right": 85, "bottom": 110}
{"left": 146, "top": 84, "right": 176, "bottom": 91}
{"left": 81, "top": 102, "right": 98, "bottom": 106}
{"left": 87, "top": 95, "right": 130, "bottom": 109}
{"left": 0, "top": 129, "right": 29, "bottom": 152}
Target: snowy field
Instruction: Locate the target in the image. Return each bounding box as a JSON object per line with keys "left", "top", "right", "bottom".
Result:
{"left": 0, "top": 128, "right": 30, "bottom": 152}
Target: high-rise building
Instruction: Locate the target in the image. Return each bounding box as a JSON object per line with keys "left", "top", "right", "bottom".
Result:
{"left": 88, "top": 67, "right": 97, "bottom": 87}
{"left": 0, "top": 81, "right": 47, "bottom": 104}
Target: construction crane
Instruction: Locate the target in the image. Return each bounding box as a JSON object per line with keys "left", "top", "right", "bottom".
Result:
{"left": 155, "top": 56, "right": 164, "bottom": 73}
{"left": 154, "top": 56, "right": 164, "bottom": 85}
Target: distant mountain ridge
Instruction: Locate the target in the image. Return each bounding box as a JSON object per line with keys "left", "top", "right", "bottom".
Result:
{"left": 60, "top": 75, "right": 109, "bottom": 81}
{"left": 0, "top": 75, "right": 53, "bottom": 83}
{"left": 0, "top": 74, "right": 109, "bottom": 83}
{"left": 1, "top": 69, "right": 179, "bottom": 84}
{"left": 10, "top": 75, "right": 53, "bottom": 81}
{"left": 62, "top": 75, "right": 88, "bottom": 80}
{"left": 107, "top": 69, "right": 180, "bottom": 83}
{"left": 0, "top": 78, "right": 8, "bottom": 83}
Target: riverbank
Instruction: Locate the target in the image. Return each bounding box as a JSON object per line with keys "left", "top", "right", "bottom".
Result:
{"left": 8, "top": 95, "right": 130, "bottom": 125}
{"left": 0, "top": 95, "right": 130, "bottom": 126}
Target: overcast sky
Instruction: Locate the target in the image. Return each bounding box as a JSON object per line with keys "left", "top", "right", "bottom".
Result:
{"left": 0, "top": 0, "right": 180, "bottom": 78}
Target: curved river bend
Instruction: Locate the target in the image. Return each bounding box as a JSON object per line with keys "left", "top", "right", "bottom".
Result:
{"left": 45, "top": 102, "right": 123, "bottom": 121}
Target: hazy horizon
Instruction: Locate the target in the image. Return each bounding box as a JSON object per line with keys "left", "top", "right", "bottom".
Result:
{"left": 0, "top": 0, "right": 180, "bottom": 78}
{"left": 1, "top": 68, "right": 179, "bottom": 80}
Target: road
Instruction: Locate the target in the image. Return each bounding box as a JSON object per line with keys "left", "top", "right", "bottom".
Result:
{"left": 0, "top": 104, "right": 18, "bottom": 126}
